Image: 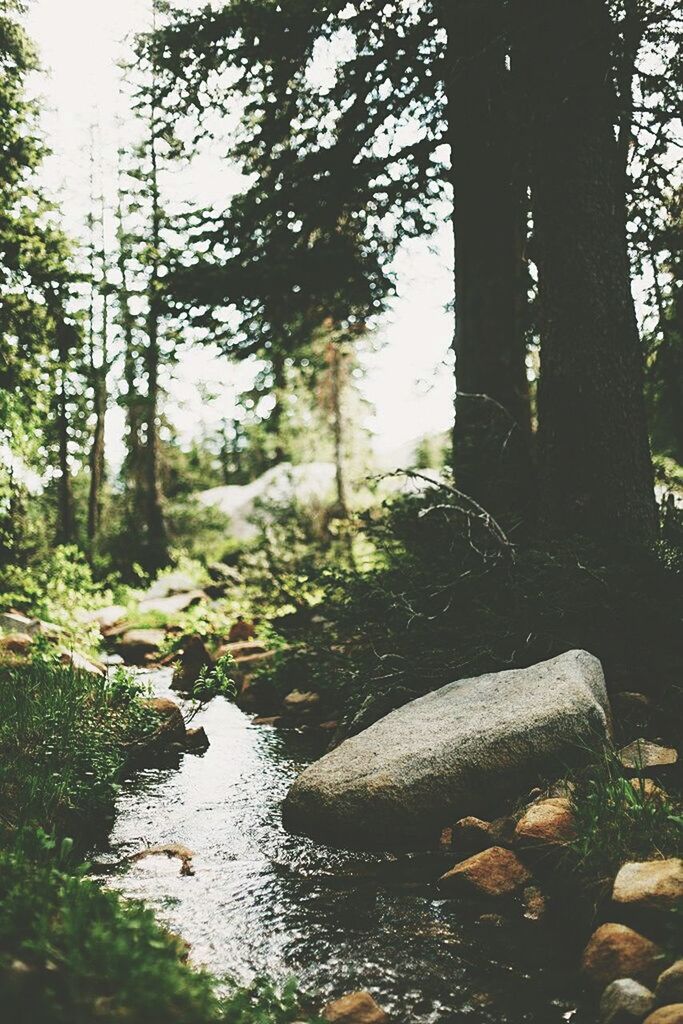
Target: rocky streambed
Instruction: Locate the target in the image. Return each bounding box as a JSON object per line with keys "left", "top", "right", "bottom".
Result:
{"left": 91, "top": 667, "right": 601, "bottom": 1024}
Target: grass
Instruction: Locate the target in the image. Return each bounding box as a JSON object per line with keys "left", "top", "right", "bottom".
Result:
{"left": 0, "top": 832, "right": 309, "bottom": 1024}
{"left": 568, "top": 744, "right": 683, "bottom": 886}
{"left": 0, "top": 657, "right": 312, "bottom": 1023}
{"left": 0, "top": 659, "right": 158, "bottom": 837}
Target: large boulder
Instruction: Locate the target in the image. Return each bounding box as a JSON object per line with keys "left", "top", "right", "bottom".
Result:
{"left": 283, "top": 650, "right": 610, "bottom": 848}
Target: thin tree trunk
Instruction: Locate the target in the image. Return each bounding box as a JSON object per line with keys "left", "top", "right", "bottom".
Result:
{"left": 87, "top": 189, "right": 109, "bottom": 549}
{"left": 513, "top": 0, "right": 656, "bottom": 549}
{"left": 439, "top": 0, "right": 533, "bottom": 525}
{"left": 55, "top": 362, "right": 75, "bottom": 546}
{"left": 269, "top": 347, "right": 287, "bottom": 465}
{"left": 329, "top": 340, "right": 348, "bottom": 517}
{"left": 116, "top": 184, "right": 145, "bottom": 527}
{"left": 141, "top": 41, "right": 169, "bottom": 575}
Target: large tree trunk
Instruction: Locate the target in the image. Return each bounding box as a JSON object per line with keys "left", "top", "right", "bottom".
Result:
{"left": 439, "top": 0, "right": 533, "bottom": 526}
{"left": 513, "top": 0, "right": 656, "bottom": 549}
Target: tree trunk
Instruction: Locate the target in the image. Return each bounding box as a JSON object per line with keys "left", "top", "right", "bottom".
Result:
{"left": 513, "top": 0, "right": 656, "bottom": 549}
{"left": 329, "top": 340, "right": 348, "bottom": 517}
{"left": 439, "top": 0, "right": 533, "bottom": 526}
{"left": 87, "top": 369, "right": 106, "bottom": 545}
{"left": 269, "top": 347, "right": 287, "bottom": 465}
{"left": 55, "top": 365, "right": 75, "bottom": 546}
{"left": 142, "top": 88, "right": 169, "bottom": 575}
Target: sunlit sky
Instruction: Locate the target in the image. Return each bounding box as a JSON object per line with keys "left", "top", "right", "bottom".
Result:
{"left": 26, "top": 0, "right": 454, "bottom": 463}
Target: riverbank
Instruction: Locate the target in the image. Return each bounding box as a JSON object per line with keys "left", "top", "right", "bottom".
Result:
{"left": 0, "top": 657, "right": 314, "bottom": 1023}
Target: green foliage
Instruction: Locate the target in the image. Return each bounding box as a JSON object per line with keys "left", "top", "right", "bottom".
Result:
{"left": 0, "top": 661, "right": 157, "bottom": 835}
{"left": 247, "top": 483, "right": 683, "bottom": 729}
{"left": 0, "top": 831, "right": 311, "bottom": 1024}
{"left": 192, "top": 655, "right": 237, "bottom": 704}
{"left": 0, "top": 544, "right": 109, "bottom": 650}
{"left": 567, "top": 745, "right": 683, "bottom": 886}
{"left": 0, "top": 831, "right": 222, "bottom": 1023}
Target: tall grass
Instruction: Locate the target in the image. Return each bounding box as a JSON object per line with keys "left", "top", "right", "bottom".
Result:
{"left": 568, "top": 744, "right": 683, "bottom": 886}
{"left": 0, "top": 660, "right": 157, "bottom": 835}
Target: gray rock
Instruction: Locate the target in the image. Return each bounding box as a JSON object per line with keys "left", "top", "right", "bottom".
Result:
{"left": 283, "top": 650, "right": 610, "bottom": 848}
{"left": 137, "top": 590, "right": 206, "bottom": 616}
{"left": 600, "top": 979, "right": 655, "bottom": 1024}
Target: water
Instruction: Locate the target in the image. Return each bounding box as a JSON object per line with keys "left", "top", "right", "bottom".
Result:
{"left": 95, "top": 669, "right": 589, "bottom": 1024}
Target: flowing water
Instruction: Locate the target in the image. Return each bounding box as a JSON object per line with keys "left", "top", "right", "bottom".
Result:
{"left": 95, "top": 669, "right": 591, "bottom": 1024}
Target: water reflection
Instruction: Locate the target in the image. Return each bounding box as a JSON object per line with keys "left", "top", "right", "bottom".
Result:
{"left": 94, "top": 669, "right": 588, "bottom": 1024}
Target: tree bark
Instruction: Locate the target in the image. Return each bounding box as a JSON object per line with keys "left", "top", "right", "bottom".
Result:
{"left": 142, "top": 83, "right": 170, "bottom": 575}
{"left": 439, "top": 0, "right": 533, "bottom": 526}
{"left": 87, "top": 369, "right": 106, "bottom": 545}
{"left": 53, "top": 308, "right": 76, "bottom": 547}
{"left": 512, "top": 0, "right": 656, "bottom": 549}
{"left": 329, "top": 340, "right": 348, "bottom": 517}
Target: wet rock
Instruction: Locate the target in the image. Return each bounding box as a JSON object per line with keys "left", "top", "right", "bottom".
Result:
{"left": 0, "top": 631, "right": 33, "bottom": 655}
{"left": 582, "top": 924, "right": 663, "bottom": 988}
{"left": 236, "top": 671, "right": 280, "bottom": 714}
{"left": 618, "top": 740, "right": 678, "bottom": 775}
{"left": 322, "top": 991, "right": 389, "bottom": 1024}
{"left": 319, "top": 720, "right": 339, "bottom": 732}
{"left": 613, "top": 860, "right": 683, "bottom": 919}
{"left": 451, "top": 816, "right": 495, "bottom": 853}
{"left": 643, "top": 1007, "right": 683, "bottom": 1024}
{"left": 130, "top": 843, "right": 194, "bottom": 876}
{"left": 438, "top": 846, "right": 531, "bottom": 899}
{"left": 185, "top": 726, "right": 210, "bottom": 752}
{"left": 522, "top": 885, "right": 547, "bottom": 922}
{"left": 600, "top": 979, "right": 655, "bottom": 1024}
{"left": 657, "top": 963, "right": 683, "bottom": 1006}
{"left": 171, "top": 636, "right": 213, "bottom": 693}
{"left": 118, "top": 628, "right": 166, "bottom": 662}
{"left": 283, "top": 690, "right": 321, "bottom": 714}
{"left": 252, "top": 715, "right": 282, "bottom": 727}
{"left": 514, "top": 797, "right": 575, "bottom": 849}
{"left": 284, "top": 650, "right": 610, "bottom": 848}
{"left": 439, "top": 827, "right": 454, "bottom": 852}
{"left": 141, "top": 696, "right": 187, "bottom": 746}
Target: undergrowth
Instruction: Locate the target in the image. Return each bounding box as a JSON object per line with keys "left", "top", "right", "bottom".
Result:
{"left": 249, "top": 482, "right": 683, "bottom": 736}
{"left": 0, "top": 660, "right": 158, "bottom": 837}
{"left": 568, "top": 745, "right": 683, "bottom": 886}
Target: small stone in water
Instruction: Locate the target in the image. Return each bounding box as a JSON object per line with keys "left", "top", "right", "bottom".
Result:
{"left": 599, "top": 978, "right": 654, "bottom": 1024}
{"left": 323, "top": 991, "right": 389, "bottom": 1024}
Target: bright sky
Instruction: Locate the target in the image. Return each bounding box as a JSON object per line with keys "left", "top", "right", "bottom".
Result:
{"left": 26, "top": 0, "right": 455, "bottom": 463}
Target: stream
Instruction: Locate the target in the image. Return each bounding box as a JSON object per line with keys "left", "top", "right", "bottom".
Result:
{"left": 94, "top": 668, "right": 591, "bottom": 1024}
